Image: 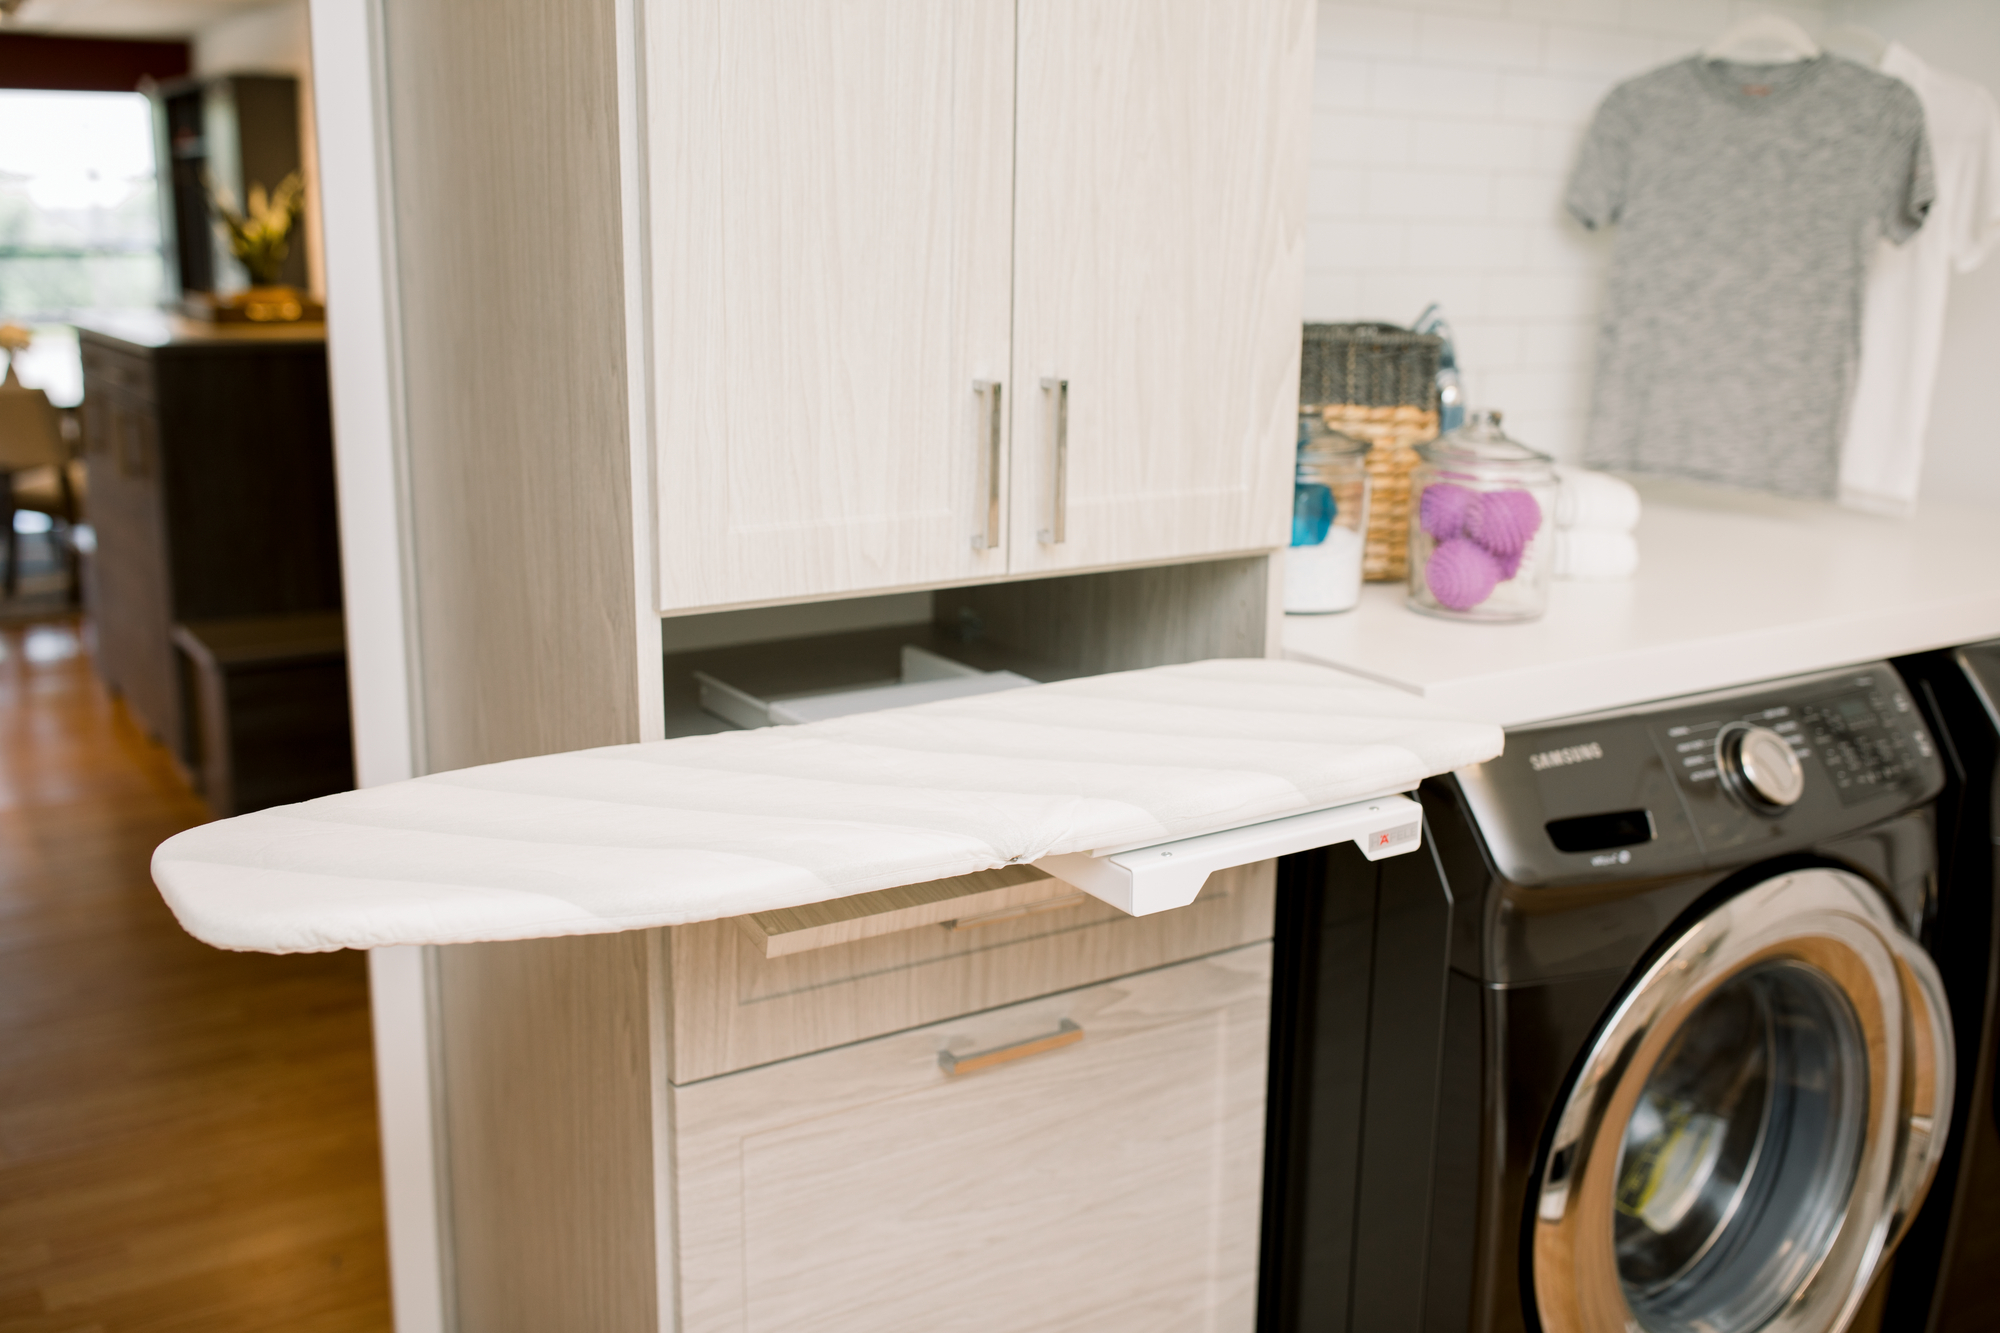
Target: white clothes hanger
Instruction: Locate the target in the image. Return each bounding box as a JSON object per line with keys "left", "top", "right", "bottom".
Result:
{"left": 1824, "top": 22, "right": 1890, "bottom": 68}
{"left": 1703, "top": 13, "right": 1822, "bottom": 64}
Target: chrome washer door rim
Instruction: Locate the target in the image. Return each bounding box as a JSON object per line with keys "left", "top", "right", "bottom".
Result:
{"left": 1531, "top": 869, "right": 1931, "bottom": 1333}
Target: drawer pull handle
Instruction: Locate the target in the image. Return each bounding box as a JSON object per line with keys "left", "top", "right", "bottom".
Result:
{"left": 972, "top": 380, "right": 1003, "bottom": 551}
{"left": 938, "top": 1018, "right": 1081, "bottom": 1076}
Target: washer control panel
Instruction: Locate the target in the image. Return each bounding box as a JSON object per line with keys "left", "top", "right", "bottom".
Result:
{"left": 1659, "top": 704, "right": 1807, "bottom": 792}
{"left": 1656, "top": 671, "right": 1933, "bottom": 809}
{"left": 1455, "top": 662, "right": 1946, "bottom": 886}
{"left": 1799, "top": 683, "right": 1935, "bottom": 805}
{"left": 1649, "top": 669, "right": 1941, "bottom": 857}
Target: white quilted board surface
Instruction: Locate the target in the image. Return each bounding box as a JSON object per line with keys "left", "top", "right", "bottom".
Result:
{"left": 151, "top": 660, "right": 1502, "bottom": 953}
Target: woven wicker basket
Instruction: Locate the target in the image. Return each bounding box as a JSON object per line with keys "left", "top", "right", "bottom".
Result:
{"left": 1300, "top": 325, "right": 1443, "bottom": 581}
{"left": 1319, "top": 405, "right": 1438, "bottom": 580}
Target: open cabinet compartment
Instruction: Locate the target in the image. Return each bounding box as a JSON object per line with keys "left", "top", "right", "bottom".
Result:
{"left": 660, "top": 554, "right": 1280, "bottom": 738}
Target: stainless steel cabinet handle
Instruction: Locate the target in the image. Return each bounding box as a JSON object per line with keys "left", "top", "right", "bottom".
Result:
{"left": 938, "top": 1018, "right": 1082, "bottom": 1076}
{"left": 1039, "top": 377, "right": 1068, "bottom": 545}
{"left": 972, "top": 380, "right": 1003, "bottom": 550}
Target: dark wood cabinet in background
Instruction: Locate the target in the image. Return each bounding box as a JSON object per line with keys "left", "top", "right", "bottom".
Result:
{"left": 79, "top": 315, "right": 340, "bottom": 760}
{"left": 174, "top": 613, "right": 353, "bottom": 817}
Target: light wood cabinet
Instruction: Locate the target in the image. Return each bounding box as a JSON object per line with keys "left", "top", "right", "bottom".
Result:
{"left": 1007, "top": 0, "right": 1313, "bottom": 578}
{"left": 648, "top": 0, "right": 1016, "bottom": 611}
{"left": 671, "top": 942, "right": 1272, "bottom": 1333}
{"left": 647, "top": 0, "right": 1313, "bottom": 613}
{"left": 429, "top": 863, "right": 1276, "bottom": 1332}
{"left": 335, "top": 2, "right": 1313, "bottom": 1324}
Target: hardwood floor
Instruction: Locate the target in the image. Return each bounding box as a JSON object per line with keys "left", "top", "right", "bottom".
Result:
{"left": 0, "top": 618, "right": 390, "bottom": 1333}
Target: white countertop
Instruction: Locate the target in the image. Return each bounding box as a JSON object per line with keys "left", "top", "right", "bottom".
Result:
{"left": 151, "top": 660, "right": 1501, "bottom": 954}
{"left": 1284, "top": 479, "right": 2000, "bottom": 728}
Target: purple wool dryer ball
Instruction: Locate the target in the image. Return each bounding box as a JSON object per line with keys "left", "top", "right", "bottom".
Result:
{"left": 1425, "top": 537, "right": 1502, "bottom": 612}
{"left": 1464, "top": 487, "right": 1543, "bottom": 559}
{"left": 1418, "top": 482, "right": 1478, "bottom": 540}
{"left": 1494, "top": 545, "right": 1524, "bottom": 582}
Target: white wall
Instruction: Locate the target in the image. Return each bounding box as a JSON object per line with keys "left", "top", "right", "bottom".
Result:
{"left": 1306, "top": 0, "right": 1835, "bottom": 463}
{"left": 191, "top": 0, "right": 324, "bottom": 298}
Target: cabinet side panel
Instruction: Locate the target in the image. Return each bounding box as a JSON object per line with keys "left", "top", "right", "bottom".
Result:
{"left": 435, "top": 933, "right": 658, "bottom": 1332}
{"left": 79, "top": 356, "right": 178, "bottom": 748}
{"left": 380, "top": 0, "right": 639, "bottom": 768}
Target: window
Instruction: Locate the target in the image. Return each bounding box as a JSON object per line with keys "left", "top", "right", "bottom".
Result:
{"left": 0, "top": 89, "right": 164, "bottom": 321}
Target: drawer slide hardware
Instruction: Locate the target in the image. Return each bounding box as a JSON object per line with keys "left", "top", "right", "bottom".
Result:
{"left": 1035, "top": 794, "right": 1424, "bottom": 917}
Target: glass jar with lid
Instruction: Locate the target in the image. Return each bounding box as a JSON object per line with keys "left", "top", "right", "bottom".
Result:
{"left": 1406, "top": 410, "right": 1556, "bottom": 622}
{"left": 1285, "top": 413, "right": 1370, "bottom": 614}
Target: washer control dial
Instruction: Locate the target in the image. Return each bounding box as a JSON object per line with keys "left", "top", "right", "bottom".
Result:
{"left": 1719, "top": 724, "right": 1805, "bottom": 811}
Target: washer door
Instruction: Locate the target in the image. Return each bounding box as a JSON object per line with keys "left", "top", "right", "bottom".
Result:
{"left": 1532, "top": 868, "right": 1953, "bottom": 1333}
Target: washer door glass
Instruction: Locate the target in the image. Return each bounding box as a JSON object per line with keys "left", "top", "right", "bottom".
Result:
{"left": 1612, "top": 960, "right": 1868, "bottom": 1333}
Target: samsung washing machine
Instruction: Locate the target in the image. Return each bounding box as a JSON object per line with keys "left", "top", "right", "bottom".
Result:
{"left": 1259, "top": 662, "right": 1957, "bottom": 1333}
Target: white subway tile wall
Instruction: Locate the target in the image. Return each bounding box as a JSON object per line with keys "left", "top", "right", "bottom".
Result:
{"left": 1306, "top": 0, "right": 1832, "bottom": 460}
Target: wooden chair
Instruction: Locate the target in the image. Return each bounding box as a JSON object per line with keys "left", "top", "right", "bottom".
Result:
{"left": 0, "top": 381, "right": 80, "bottom": 602}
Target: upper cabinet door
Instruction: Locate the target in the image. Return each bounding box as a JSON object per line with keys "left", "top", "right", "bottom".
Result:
{"left": 1007, "top": 0, "right": 1313, "bottom": 576}
{"left": 649, "top": 0, "right": 1015, "bottom": 613}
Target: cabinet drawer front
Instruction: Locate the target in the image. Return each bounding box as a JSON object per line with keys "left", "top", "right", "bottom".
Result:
{"left": 672, "top": 942, "right": 1270, "bottom": 1333}
{"left": 668, "top": 859, "right": 1273, "bottom": 1083}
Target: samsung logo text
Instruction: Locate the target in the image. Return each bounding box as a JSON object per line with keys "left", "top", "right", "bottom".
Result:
{"left": 1528, "top": 742, "right": 1604, "bottom": 772}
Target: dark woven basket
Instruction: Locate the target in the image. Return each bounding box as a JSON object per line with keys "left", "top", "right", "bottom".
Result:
{"left": 1300, "top": 323, "right": 1442, "bottom": 411}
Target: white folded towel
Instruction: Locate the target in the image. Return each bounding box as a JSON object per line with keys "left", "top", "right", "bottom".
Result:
{"left": 1553, "top": 528, "right": 1639, "bottom": 580}
{"left": 1554, "top": 467, "right": 1641, "bottom": 533}
{"left": 1549, "top": 467, "right": 1640, "bottom": 581}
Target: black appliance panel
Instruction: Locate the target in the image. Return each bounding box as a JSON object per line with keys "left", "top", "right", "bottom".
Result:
{"left": 1260, "top": 839, "right": 1458, "bottom": 1333}
{"left": 1877, "top": 645, "right": 2000, "bottom": 1332}
{"left": 1459, "top": 664, "right": 1943, "bottom": 891}
{"left": 1657, "top": 668, "right": 1939, "bottom": 858}
{"left": 1964, "top": 641, "right": 2000, "bottom": 837}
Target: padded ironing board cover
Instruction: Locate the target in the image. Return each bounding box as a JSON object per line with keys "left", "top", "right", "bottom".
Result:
{"left": 151, "top": 659, "right": 1503, "bottom": 953}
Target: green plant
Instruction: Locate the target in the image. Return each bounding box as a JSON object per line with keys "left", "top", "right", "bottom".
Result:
{"left": 207, "top": 171, "right": 303, "bottom": 286}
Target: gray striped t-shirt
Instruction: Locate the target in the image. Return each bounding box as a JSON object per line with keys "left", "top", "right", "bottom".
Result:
{"left": 1568, "top": 56, "right": 1933, "bottom": 498}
